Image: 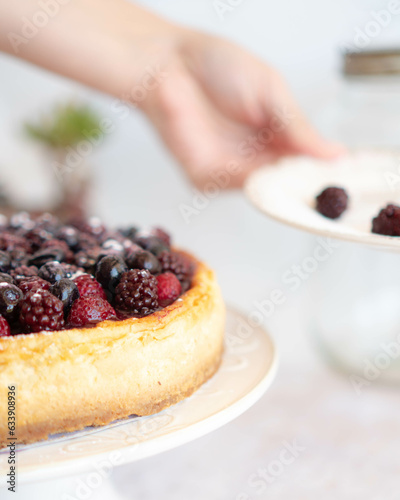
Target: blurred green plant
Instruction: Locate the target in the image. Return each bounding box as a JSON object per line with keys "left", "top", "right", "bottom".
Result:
{"left": 25, "top": 102, "right": 103, "bottom": 149}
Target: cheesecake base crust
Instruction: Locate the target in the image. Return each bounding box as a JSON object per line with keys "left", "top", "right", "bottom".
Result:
{"left": 0, "top": 255, "right": 225, "bottom": 448}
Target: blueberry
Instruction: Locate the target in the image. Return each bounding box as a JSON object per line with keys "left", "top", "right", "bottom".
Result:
{"left": 0, "top": 273, "right": 14, "bottom": 285}
{"left": 102, "top": 239, "right": 124, "bottom": 254}
{"left": 0, "top": 251, "right": 11, "bottom": 272}
{"left": 95, "top": 255, "right": 128, "bottom": 294}
{"left": 0, "top": 283, "right": 23, "bottom": 320}
{"left": 28, "top": 248, "right": 65, "bottom": 267}
{"left": 56, "top": 226, "right": 80, "bottom": 249}
{"left": 126, "top": 250, "right": 161, "bottom": 274}
{"left": 135, "top": 236, "right": 168, "bottom": 257}
{"left": 118, "top": 226, "right": 138, "bottom": 241}
{"left": 74, "top": 247, "right": 102, "bottom": 274}
{"left": 50, "top": 278, "right": 80, "bottom": 315}
{"left": 38, "top": 261, "right": 67, "bottom": 284}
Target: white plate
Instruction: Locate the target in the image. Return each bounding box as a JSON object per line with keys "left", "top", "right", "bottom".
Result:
{"left": 0, "top": 308, "right": 277, "bottom": 486}
{"left": 245, "top": 150, "right": 400, "bottom": 251}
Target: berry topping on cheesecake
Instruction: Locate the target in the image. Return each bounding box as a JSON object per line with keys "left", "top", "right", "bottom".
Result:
{"left": 0, "top": 212, "right": 195, "bottom": 335}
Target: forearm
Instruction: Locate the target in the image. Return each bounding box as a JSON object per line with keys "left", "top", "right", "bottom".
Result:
{"left": 0, "top": 0, "right": 181, "bottom": 100}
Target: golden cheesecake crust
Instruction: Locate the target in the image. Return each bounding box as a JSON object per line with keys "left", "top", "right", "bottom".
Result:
{"left": 0, "top": 254, "right": 225, "bottom": 447}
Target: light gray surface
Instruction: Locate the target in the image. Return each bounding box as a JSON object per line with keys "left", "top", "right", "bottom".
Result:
{"left": 1, "top": 1, "right": 400, "bottom": 498}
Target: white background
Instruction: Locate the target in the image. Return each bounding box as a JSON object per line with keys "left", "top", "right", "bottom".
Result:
{"left": 1, "top": 1, "right": 400, "bottom": 498}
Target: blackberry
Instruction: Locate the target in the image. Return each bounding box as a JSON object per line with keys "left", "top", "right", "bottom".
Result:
{"left": 126, "top": 250, "right": 161, "bottom": 275}
{"left": 50, "top": 278, "right": 80, "bottom": 315}
{"left": 19, "top": 289, "right": 64, "bottom": 332}
{"left": 372, "top": 204, "right": 400, "bottom": 236}
{"left": 18, "top": 277, "right": 50, "bottom": 295}
{"left": 0, "top": 283, "right": 23, "bottom": 321}
{"left": 158, "top": 250, "right": 194, "bottom": 292}
{"left": 315, "top": 187, "right": 348, "bottom": 219}
{"left": 38, "top": 261, "right": 67, "bottom": 284}
{"left": 95, "top": 255, "right": 128, "bottom": 294}
{"left": 10, "top": 265, "right": 38, "bottom": 279}
{"left": 0, "top": 232, "right": 31, "bottom": 252}
{"left": 114, "top": 269, "right": 158, "bottom": 316}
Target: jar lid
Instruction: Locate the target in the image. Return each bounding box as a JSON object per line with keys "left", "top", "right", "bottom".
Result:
{"left": 343, "top": 48, "right": 400, "bottom": 76}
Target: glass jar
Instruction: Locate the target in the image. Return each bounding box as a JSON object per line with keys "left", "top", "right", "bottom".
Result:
{"left": 322, "top": 49, "right": 400, "bottom": 147}
{"left": 311, "top": 49, "right": 400, "bottom": 383}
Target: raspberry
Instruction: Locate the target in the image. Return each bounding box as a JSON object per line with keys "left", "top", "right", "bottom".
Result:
{"left": 74, "top": 274, "right": 107, "bottom": 299}
{"left": 157, "top": 272, "right": 182, "bottom": 307}
{"left": 0, "top": 315, "right": 11, "bottom": 337}
{"left": 18, "top": 277, "right": 50, "bottom": 295}
{"left": 19, "top": 289, "right": 64, "bottom": 332}
{"left": 315, "top": 187, "right": 348, "bottom": 219}
{"left": 0, "top": 232, "right": 30, "bottom": 252}
{"left": 158, "top": 251, "right": 194, "bottom": 292}
{"left": 67, "top": 296, "right": 116, "bottom": 327}
{"left": 372, "top": 204, "right": 400, "bottom": 236}
{"left": 114, "top": 269, "right": 158, "bottom": 316}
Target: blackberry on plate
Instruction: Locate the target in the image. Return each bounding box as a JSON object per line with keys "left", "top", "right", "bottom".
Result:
{"left": 126, "top": 250, "right": 161, "bottom": 274}
{"left": 50, "top": 278, "right": 80, "bottom": 315}
{"left": 0, "top": 283, "right": 23, "bottom": 321}
{"left": 19, "top": 289, "right": 64, "bottom": 332}
{"left": 315, "top": 186, "right": 348, "bottom": 219}
{"left": 372, "top": 204, "right": 400, "bottom": 236}
{"left": 114, "top": 269, "right": 158, "bottom": 317}
{"left": 95, "top": 255, "right": 128, "bottom": 294}
{"left": 38, "top": 261, "right": 67, "bottom": 284}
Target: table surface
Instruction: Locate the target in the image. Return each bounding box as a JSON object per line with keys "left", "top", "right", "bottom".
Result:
{"left": 9, "top": 292, "right": 400, "bottom": 500}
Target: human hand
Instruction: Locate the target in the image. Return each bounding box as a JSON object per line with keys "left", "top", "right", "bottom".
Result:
{"left": 140, "top": 30, "right": 344, "bottom": 188}
{"left": 0, "top": 0, "right": 343, "bottom": 189}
